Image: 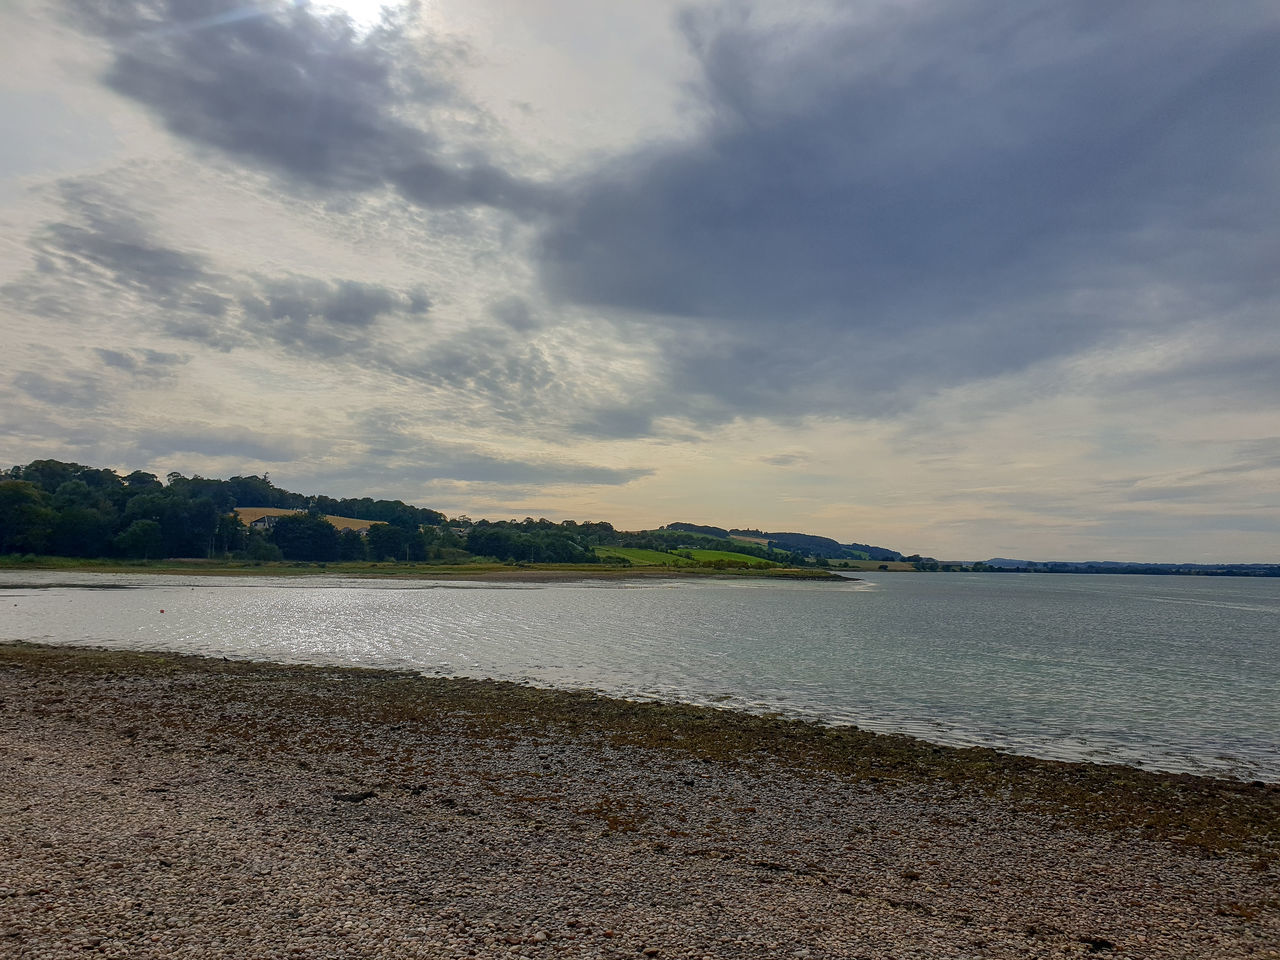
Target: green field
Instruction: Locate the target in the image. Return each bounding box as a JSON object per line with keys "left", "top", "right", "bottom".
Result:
{"left": 684, "top": 549, "right": 780, "bottom": 568}
{"left": 593, "top": 547, "right": 779, "bottom": 568}
{"left": 593, "top": 547, "right": 695, "bottom": 566}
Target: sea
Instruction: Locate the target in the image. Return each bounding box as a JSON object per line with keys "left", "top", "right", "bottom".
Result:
{"left": 2, "top": 569, "right": 1276, "bottom": 782}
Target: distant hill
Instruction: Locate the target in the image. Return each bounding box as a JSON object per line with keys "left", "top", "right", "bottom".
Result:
{"left": 729, "top": 529, "right": 903, "bottom": 561}
{"left": 731, "top": 530, "right": 847, "bottom": 558}
{"left": 985, "top": 558, "right": 1280, "bottom": 576}
{"left": 666, "top": 522, "right": 907, "bottom": 561}
{"left": 844, "top": 541, "right": 904, "bottom": 562}
{"left": 664, "top": 522, "right": 731, "bottom": 539}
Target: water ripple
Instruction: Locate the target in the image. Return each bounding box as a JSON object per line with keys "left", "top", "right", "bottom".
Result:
{"left": 2, "top": 570, "right": 1276, "bottom": 781}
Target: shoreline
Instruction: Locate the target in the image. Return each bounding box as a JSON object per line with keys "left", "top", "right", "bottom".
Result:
{"left": 3, "top": 642, "right": 1277, "bottom": 958}
{"left": 0, "top": 557, "right": 846, "bottom": 583}
{"left": 3, "top": 641, "right": 1276, "bottom": 852}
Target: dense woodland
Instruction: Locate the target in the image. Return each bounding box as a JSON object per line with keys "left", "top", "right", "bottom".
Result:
{"left": 0, "top": 459, "right": 812, "bottom": 566}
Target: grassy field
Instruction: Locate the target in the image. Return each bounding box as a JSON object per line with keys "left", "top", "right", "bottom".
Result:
{"left": 594, "top": 547, "right": 780, "bottom": 569}
{"left": 683, "top": 549, "right": 780, "bottom": 568}
{"left": 593, "top": 547, "right": 695, "bottom": 566}
{"left": 233, "top": 507, "right": 374, "bottom": 531}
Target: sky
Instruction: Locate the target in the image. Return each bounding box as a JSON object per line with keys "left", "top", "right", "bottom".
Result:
{"left": 2, "top": 0, "right": 1278, "bottom": 562}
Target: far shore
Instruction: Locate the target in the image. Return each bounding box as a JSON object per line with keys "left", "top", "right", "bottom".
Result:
{"left": 2, "top": 641, "right": 1276, "bottom": 958}
{"left": 0, "top": 556, "right": 847, "bottom": 583}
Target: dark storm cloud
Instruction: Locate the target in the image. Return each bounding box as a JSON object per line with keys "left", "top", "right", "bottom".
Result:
{"left": 538, "top": 1, "right": 1280, "bottom": 419}
{"left": 69, "top": 0, "right": 549, "bottom": 213}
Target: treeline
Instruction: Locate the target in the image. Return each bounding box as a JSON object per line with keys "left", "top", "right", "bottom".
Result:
{"left": 211, "top": 474, "right": 445, "bottom": 529}
{"left": 0, "top": 459, "right": 452, "bottom": 562}
{"left": 0, "top": 458, "right": 623, "bottom": 566}
{"left": 989, "top": 562, "right": 1280, "bottom": 577}
{"left": 0, "top": 458, "right": 832, "bottom": 568}
{"left": 463, "top": 518, "right": 615, "bottom": 565}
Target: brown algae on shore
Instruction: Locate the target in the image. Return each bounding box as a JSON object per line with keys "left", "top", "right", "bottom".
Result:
{"left": 4, "top": 640, "right": 1279, "bottom": 958}
{"left": 3, "top": 640, "right": 1276, "bottom": 859}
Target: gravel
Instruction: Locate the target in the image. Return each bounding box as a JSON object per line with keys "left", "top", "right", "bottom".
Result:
{"left": 1, "top": 643, "right": 1276, "bottom": 959}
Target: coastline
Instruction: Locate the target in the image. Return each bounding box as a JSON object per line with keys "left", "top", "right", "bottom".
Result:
{"left": 2, "top": 642, "right": 1276, "bottom": 958}
{"left": 0, "top": 557, "right": 845, "bottom": 583}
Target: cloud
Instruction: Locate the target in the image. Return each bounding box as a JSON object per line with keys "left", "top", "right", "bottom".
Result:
{"left": 93, "top": 347, "right": 186, "bottom": 377}
{"left": 537, "top": 0, "right": 1280, "bottom": 419}
{"left": 413, "top": 446, "right": 650, "bottom": 487}
{"left": 67, "top": 0, "right": 550, "bottom": 214}
{"left": 132, "top": 424, "right": 314, "bottom": 462}
{"left": 7, "top": 179, "right": 226, "bottom": 318}
{"left": 237, "top": 276, "right": 429, "bottom": 356}
{"left": 570, "top": 406, "right": 656, "bottom": 441}
{"left": 6, "top": 176, "right": 439, "bottom": 361}
{"left": 5, "top": 177, "right": 631, "bottom": 443}
{"left": 332, "top": 439, "right": 650, "bottom": 491}
{"left": 486, "top": 295, "right": 537, "bottom": 331}
{"left": 760, "top": 453, "right": 802, "bottom": 467}
{"left": 14, "top": 370, "right": 105, "bottom": 410}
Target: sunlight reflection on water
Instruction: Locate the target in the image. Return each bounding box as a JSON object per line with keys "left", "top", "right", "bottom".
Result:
{"left": 2, "top": 570, "right": 1276, "bottom": 781}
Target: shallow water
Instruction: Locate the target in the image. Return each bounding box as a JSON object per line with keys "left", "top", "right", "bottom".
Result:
{"left": 2, "top": 570, "right": 1276, "bottom": 781}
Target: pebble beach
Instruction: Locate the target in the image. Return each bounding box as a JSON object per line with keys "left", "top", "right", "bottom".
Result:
{"left": 2, "top": 642, "right": 1277, "bottom": 959}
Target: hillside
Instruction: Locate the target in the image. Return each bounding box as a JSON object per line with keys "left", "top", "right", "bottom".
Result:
{"left": 234, "top": 507, "right": 374, "bottom": 532}
{"left": 665, "top": 522, "right": 904, "bottom": 561}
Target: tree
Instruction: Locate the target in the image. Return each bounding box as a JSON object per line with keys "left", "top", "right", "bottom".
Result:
{"left": 214, "top": 513, "right": 247, "bottom": 556}
{"left": 337, "top": 528, "right": 366, "bottom": 561}
{"left": 51, "top": 506, "right": 116, "bottom": 557}
{"left": 245, "top": 530, "right": 283, "bottom": 562}
{"left": 115, "top": 519, "right": 163, "bottom": 559}
{"left": 0, "top": 480, "right": 55, "bottom": 553}
{"left": 19, "top": 460, "right": 84, "bottom": 494}
{"left": 366, "top": 523, "right": 409, "bottom": 561}
{"left": 123, "top": 470, "right": 163, "bottom": 491}
{"left": 270, "top": 512, "right": 339, "bottom": 561}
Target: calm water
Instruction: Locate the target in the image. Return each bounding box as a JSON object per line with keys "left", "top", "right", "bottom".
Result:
{"left": 2, "top": 570, "right": 1277, "bottom": 781}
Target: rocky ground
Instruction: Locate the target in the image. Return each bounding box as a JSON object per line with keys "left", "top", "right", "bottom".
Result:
{"left": 1, "top": 642, "right": 1276, "bottom": 959}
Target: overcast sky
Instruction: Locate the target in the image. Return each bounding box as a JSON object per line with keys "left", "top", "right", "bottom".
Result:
{"left": 2, "top": 0, "right": 1278, "bottom": 561}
